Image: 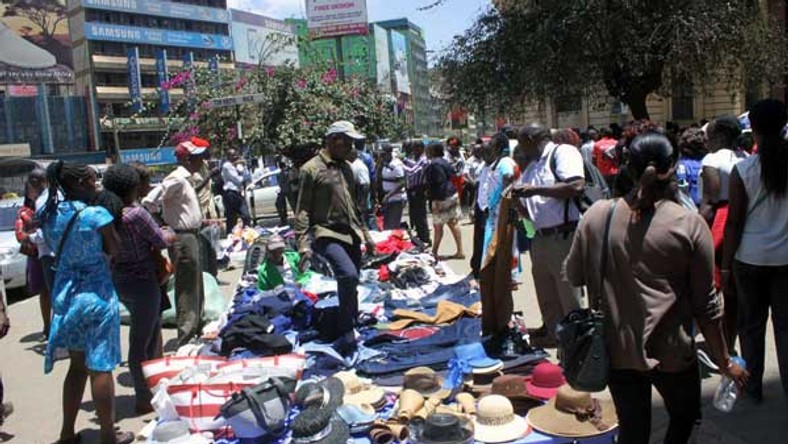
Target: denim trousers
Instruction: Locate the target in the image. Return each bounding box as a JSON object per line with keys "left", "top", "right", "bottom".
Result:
{"left": 734, "top": 260, "right": 788, "bottom": 397}
{"left": 313, "top": 238, "right": 361, "bottom": 336}
{"left": 113, "top": 275, "right": 162, "bottom": 401}
{"left": 609, "top": 365, "right": 701, "bottom": 444}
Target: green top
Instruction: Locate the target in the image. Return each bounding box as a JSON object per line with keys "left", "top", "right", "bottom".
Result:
{"left": 257, "top": 251, "right": 314, "bottom": 291}
{"left": 294, "top": 149, "right": 373, "bottom": 253}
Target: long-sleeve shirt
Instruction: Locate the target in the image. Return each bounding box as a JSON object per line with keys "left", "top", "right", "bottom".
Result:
{"left": 114, "top": 206, "right": 171, "bottom": 281}
{"left": 145, "top": 166, "right": 202, "bottom": 230}
{"left": 294, "top": 150, "right": 374, "bottom": 253}
{"left": 222, "top": 160, "right": 246, "bottom": 193}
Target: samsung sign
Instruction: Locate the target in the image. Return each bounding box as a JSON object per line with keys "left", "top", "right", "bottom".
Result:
{"left": 81, "top": 0, "right": 229, "bottom": 23}
{"left": 120, "top": 147, "right": 176, "bottom": 165}
{"left": 85, "top": 23, "right": 233, "bottom": 50}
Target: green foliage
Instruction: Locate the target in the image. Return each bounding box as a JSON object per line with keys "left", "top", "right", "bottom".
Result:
{"left": 133, "top": 35, "right": 410, "bottom": 157}
{"left": 439, "top": 0, "right": 788, "bottom": 120}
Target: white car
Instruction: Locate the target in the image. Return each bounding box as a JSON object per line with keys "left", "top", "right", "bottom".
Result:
{"left": 213, "top": 169, "right": 289, "bottom": 223}
{"left": 0, "top": 198, "right": 27, "bottom": 289}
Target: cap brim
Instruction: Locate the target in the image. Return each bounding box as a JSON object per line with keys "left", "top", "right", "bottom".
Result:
{"left": 327, "top": 130, "right": 365, "bottom": 140}
{"left": 473, "top": 415, "right": 530, "bottom": 443}
{"left": 525, "top": 381, "right": 560, "bottom": 400}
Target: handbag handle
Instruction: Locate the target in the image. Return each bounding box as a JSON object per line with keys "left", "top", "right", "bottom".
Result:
{"left": 593, "top": 200, "right": 618, "bottom": 311}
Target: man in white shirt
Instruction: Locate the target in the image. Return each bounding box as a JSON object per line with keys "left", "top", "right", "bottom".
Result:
{"left": 221, "top": 148, "right": 251, "bottom": 230}
{"left": 348, "top": 149, "right": 371, "bottom": 219}
{"left": 144, "top": 140, "right": 207, "bottom": 346}
{"left": 463, "top": 144, "right": 486, "bottom": 222}
{"left": 470, "top": 144, "right": 492, "bottom": 278}
{"left": 515, "top": 124, "right": 586, "bottom": 345}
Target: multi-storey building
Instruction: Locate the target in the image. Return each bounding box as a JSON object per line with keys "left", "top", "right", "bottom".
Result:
{"left": 67, "top": 0, "right": 235, "bottom": 152}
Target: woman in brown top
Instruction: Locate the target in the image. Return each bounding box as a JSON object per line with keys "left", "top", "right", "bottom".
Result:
{"left": 566, "top": 132, "right": 747, "bottom": 444}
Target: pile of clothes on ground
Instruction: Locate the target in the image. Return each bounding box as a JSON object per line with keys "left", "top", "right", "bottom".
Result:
{"left": 138, "top": 228, "right": 619, "bottom": 444}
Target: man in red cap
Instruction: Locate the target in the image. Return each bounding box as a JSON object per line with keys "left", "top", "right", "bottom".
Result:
{"left": 156, "top": 139, "right": 209, "bottom": 346}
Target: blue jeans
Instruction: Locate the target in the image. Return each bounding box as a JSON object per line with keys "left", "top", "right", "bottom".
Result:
{"left": 313, "top": 238, "right": 361, "bottom": 336}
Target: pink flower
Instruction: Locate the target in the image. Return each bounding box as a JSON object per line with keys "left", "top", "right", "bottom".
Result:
{"left": 296, "top": 79, "right": 307, "bottom": 90}
{"left": 228, "top": 127, "right": 237, "bottom": 140}
{"left": 189, "top": 112, "right": 199, "bottom": 120}
{"left": 235, "top": 76, "right": 248, "bottom": 91}
{"left": 200, "top": 101, "right": 213, "bottom": 110}
{"left": 265, "top": 67, "right": 276, "bottom": 77}
{"left": 321, "top": 68, "right": 338, "bottom": 85}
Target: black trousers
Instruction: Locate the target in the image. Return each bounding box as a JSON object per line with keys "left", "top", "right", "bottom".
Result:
{"left": 407, "top": 188, "right": 430, "bottom": 244}
{"left": 223, "top": 189, "right": 251, "bottom": 229}
{"left": 470, "top": 204, "right": 488, "bottom": 278}
{"left": 608, "top": 365, "right": 701, "bottom": 444}
{"left": 275, "top": 191, "right": 289, "bottom": 226}
{"left": 313, "top": 238, "right": 361, "bottom": 335}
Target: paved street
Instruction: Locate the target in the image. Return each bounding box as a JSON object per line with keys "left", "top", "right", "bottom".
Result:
{"left": 0, "top": 222, "right": 786, "bottom": 443}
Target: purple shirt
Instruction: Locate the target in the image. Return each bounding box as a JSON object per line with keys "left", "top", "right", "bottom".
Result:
{"left": 113, "top": 206, "right": 169, "bottom": 281}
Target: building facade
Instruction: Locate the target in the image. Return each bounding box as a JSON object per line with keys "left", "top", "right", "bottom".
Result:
{"left": 67, "top": 0, "right": 234, "bottom": 153}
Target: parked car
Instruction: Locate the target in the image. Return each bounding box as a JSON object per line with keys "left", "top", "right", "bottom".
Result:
{"left": 213, "top": 168, "right": 289, "bottom": 224}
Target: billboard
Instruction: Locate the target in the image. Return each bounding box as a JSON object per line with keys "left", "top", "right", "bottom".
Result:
{"left": 305, "top": 0, "right": 368, "bottom": 39}
{"left": 390, "top": 30, "right": 410, "bottom": 95}
{"left": 84, "top": 23, "right": 233, "bottom": 50}
{"left": 155, "top": 49, "right": 170, "bottom": 114}
{"left": 341, "top": 35, "right": 370, "bottom": 78}
{"left": 81, "top": 0, "right": 229, "bottom": 23}
{"left": 230, "top": 9, "right": 298, "bottom": 67}
{"left": 373, "top": 25, "right": 390, "bottom": 93}
{"left": 127, "top": 47, "right": 142, "bottom": 112}
{"left": 0, "top": 0, "right": 74, "bottom": 84}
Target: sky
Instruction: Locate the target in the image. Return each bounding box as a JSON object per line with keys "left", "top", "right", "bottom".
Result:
{"left": 228, "top": 0, "right": 490, "bottom": 56}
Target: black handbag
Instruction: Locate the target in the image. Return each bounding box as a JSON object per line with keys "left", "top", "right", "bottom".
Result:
{"left": 556, "top": 200, "right": 617, "bottom": 392}
{"left": 219, "top": 377, "right": 297, "bottom": 439}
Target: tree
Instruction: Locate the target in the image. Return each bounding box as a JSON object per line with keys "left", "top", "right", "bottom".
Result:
{"left": 439, "top": 0, "right": 788, "bottom": 120}
{"left": 2, "top": 0, "right": 66, "bottom": 42}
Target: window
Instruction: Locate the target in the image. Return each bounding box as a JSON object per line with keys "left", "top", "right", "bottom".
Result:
{"left": 554, "top": 95, "right": 582, "bottom": 113}
{"left": 671, "top": 79, "right": 695, "bottom": 121}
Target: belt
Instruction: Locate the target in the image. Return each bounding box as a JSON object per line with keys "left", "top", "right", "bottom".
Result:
{"left": 535, "top": 221, "right": 578, "bottom": 236}
{"left": 174, "top": 228, "right": 200, "bottom": 234}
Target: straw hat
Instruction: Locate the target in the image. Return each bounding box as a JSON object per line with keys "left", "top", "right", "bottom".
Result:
{"left": 472, "top": 395, "right": 530, "bottom": 443}
{"left": 403, "top": 367, "right": 452, "bottom": 399}
{"left": 334, "top": 372, "right": 386, "bottom": 408}
{"left": 527, "top": 385, "right": 618, "bottom": 438}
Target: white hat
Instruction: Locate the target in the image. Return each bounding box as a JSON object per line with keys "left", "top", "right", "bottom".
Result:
{"left": 473, "top": 395, "right": 531, "bottom": 443}
{"left": 326, "top": 121, "right": 365, "bottom": 140}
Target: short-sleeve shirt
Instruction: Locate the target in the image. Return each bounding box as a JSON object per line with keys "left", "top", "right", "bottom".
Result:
{"left": 522, "top": 143, "right": 585, "bottom": 229}
{"left": 565, "top": 199, "right": 721, "bottom": 372}
{"left": 351, "top": 158, "right": 371, "bottom": 187}
{"left": 381, "top": 159, "right": 406, "bottom": 203}
{"left": 701, "top": 149, "right": 744, "bottom": 202}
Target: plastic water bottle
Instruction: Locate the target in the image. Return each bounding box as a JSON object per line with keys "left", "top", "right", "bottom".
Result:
{"left": 713, "top": 356, "right": 746, "bottom": 412}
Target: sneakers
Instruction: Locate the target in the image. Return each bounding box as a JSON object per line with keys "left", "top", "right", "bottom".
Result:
{"left": 0, "top": 22, "right": 56, "bottom": 69}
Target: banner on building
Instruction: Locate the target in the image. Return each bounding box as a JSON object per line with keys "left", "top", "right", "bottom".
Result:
{"left": 0, "top": 0, "right": 74, "bottom": 84}
{"left": 81, "top": 0, "right": 229, "bottom": 23}
{"left": 120, "top": 147, "right": 176, "bottom": 165}
{"left": 84, "top": 23, "right": 233, "bottom": 50}
{"left": 341, "top": 35, "right": 370, "bottom": 78}
{"left": 373, "top": 25, "right": 391, "bottom": 93}
{"left": 127, "top": 47, "right": 142, "bottom": 113}
{"left": 305, "top": 0, "right": 368, "bottom": 39}
{"left": 390, "top": 31, "right": 410, "bottom": 95}
{"left": 230, "top": 9, "right": 299, "bottom": 67}
{"left": 155, "top": 49, "right": 170, "bottom": 114}
{"left": 182, "top": 51, "right": 195, "bottom": 97}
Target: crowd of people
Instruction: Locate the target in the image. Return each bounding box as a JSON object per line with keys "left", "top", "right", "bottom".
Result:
{"left": 0, "top": 95, "right": 786, "bottom": 443}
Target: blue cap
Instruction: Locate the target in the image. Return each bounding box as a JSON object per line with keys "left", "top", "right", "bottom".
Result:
{"left": 454, "top": 343, "right": 501, "bottom": 369}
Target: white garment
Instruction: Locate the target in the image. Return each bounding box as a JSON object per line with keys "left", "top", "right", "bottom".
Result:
{"left": 701, "top": 149, "right": 744, "bottom": 202}
{"left": 464, "top": 156, "right": 485, "bottom": 182}
{"left": 476, "top": 165, "right": 492, "bottom": 210}
{"left": 34, "top": 189, "right": 56, "bottom": 257}
{"left": 522, "top": 142, "right": 585, "bottom": 230}
{"left": 734, "top": 155, "right": 788, "bottom": 266}
{"left": 351, "top": 158, "right": 371, "bottom": 186}
{"left": 381, "top": 159, "right": 406, "bottom": 202}
{"left": 222, "top": 160, "right": 245, "bottom": 192}
{"left": 152, "top": 166, "right": 202, "bottom": 230}
{"left": 277, "top": 261, "right": 296, "bottom": 284}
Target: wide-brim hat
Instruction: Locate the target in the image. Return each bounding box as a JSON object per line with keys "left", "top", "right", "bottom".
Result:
{"left": 291, "top": 409, "right": 351, "bottom": 444}
{"left": 472, "top": 395, "right": 531, "bottom": 444}
{"left": 403, "top": 367, "right": 452, "bottom": 400}
{"left": 417, "top": 413, "right": 474, "bottom": 444}
{"left": 296, "top": 377, "right": 345, "bottom": 410}
{"left": 527, "top": 386, "right": 618, "bottom": 438}
{"left": 334, "top": 371, "right": 386, "bottom": 407}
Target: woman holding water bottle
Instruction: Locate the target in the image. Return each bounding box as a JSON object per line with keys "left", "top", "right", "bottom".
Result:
{"left": 566, "top": 132, "right": 748, "bottom": 444}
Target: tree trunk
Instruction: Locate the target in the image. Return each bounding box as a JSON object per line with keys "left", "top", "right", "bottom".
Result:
{"left": 626, "top": 92, "right": 650, "bottom": 121}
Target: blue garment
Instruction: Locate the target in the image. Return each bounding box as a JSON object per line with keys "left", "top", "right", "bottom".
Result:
{"left": 359, "top": 150, "right": 376, "bottom": 184}
{"left": 483, "top": 158, "right": 516, "bottom": 259}
{"left": 676, "top": 158, "right": 703, "bottom": 206}
{"left": 42, "top": 201, "right": 121, "bottom": 373}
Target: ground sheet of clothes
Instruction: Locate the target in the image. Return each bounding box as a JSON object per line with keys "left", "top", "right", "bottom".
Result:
{"left": 136, "top": 228, "right": 619, "bottom": 444}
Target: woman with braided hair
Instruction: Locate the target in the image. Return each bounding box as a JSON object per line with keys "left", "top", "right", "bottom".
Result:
{"left": 38, "top": 161, "right": 133, "bottom": 444}
{"left": 102, "top": 163, "right": 173, "bottom": 414}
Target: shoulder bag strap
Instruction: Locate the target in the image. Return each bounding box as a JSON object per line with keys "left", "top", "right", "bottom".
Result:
{"left": 53, "top": 204, "right": 84, "bottom": 271}
{"left": 595, "top": 199, "right": 618, "bottom": 311}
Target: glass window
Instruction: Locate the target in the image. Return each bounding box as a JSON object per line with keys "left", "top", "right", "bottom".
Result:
{"left": 671, "top": 79, "right": 694, "bottom": 121}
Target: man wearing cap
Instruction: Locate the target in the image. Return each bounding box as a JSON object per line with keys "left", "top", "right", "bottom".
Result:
{"left": 295, "top": 121, "right": 376, "bottom": 354}
{"left": 145, "top": 140, "right": 208, "bottom": 346}
{"left": 257, "top": 235, "right": 313, "bottom": 291}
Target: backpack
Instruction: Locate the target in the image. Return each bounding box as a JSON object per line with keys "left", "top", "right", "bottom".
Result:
{"left": 549, "top": 144, "right": 611, "bottom": 221}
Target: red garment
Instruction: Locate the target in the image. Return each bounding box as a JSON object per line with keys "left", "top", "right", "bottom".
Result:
{"left": 711, "top": 204, "right": 729, "bottom": 289}
{"left": 378, "top": 265, "right": 390, "bottom": 282}
{"left": 593, "top": 137, "right": 620, "bottom": 176}
{"left": 375, "top": 230, "right": 413, "bottom": 254}
{"left": 388, "top": 326, "right": 440, "bottom": 340}
{"left": 301, "top": 290, "right": 319, "bottom": 304}
{"left": 15, "top": 205, "right": 37, "bottom": 257}
{"left": 450, "top": 175, "right": 465, "bottom": 198}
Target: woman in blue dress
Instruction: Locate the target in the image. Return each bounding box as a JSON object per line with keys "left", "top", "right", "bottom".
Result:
{"left": 39, "top": 162, "right": 133, "bottom": 444}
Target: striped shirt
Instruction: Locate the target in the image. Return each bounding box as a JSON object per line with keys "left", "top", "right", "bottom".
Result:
{"left": 404, "top": 155, "right": 430, "bottom": 190}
